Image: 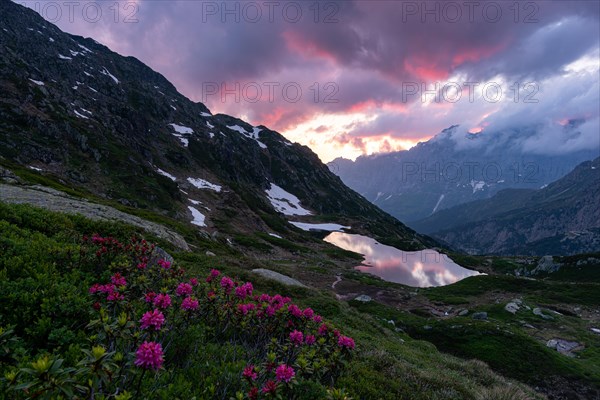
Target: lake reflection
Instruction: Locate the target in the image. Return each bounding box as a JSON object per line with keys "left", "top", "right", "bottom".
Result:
{"left": 324, "top": 232, "right": 480, "bottom": 287}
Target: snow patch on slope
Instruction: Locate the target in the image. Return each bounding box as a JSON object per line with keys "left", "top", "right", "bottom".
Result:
{"left": 169, "top": 123, "right": 193, "bottom": 134}
{"left": 188, "top": 206, "right": 206, "bottom": 227}
{"left": 227, "top": 125, "right": 268, "bottom": 149}
{"left": 156, "top": 168, "right": 176, "bottom": 181}
{"left": 289, "top": 222, "right": 349, "bottom": 232}
{"left": 101, "top": 67, "right": 119, "bottom": 84}
{"left": 77, "top": 44, "right": 93, "bottom": 53}
{"left": 265, "top": 184, "right": 312, "bottom": 216}
{"left": 187, "top": 177, "right": 222, "bottom": 192}
{"left": 168, "top": 123, "right": 193, "bottom": 147}
{"left": 470, "top": 180, "right": 486, "bottom": 194}
{"left": 431, "top": 194, "right": 445, "bottom": 214}
{"left": 74, "top": 110, "right": 89, "bottom": 119}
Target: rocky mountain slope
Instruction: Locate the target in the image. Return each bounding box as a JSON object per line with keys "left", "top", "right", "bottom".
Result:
{"left": 329, "top": 125, "right": 598, "bottom": 223}
{"left": 0, "top": 0, "right": 433, "bottom": 252}
{"left": 412, "top": 158, "right": 600, "bottom": 255}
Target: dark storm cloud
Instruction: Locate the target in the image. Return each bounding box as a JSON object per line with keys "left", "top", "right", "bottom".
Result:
{"left": 21, "top": 0, "right": 600, "bottom": 159}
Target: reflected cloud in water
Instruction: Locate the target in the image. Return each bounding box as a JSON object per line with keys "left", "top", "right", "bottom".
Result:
{"left": 324, "top": 232, "right": 480, "bottom": 287}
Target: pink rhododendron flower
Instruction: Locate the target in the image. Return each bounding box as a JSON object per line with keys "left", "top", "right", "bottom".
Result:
{"left": 137, "top": 262, "right": 147, "bottom": 270}
{"left": 275, "top": 364, "right": 295, "bottom": 382}
{"left": 111, "top": 273, "right": 127, "bottom": 287}
{"left": 235, "top": 282, "right": 254, "bottom": 299}
{"left": 242, "top": 365, "right": 258, "bottom": 380}
{"left": 91, "top": 234, "right": 105, "bottom": 244}
{"left": 261, "top": 380, "right": 278, "bottom": 395}
{"left": 289, "top": 330, "right": 304, "bottom": 345}
{"left": 153, "top": 293, "right": 172, "bottom": 309}
{"left": 287, "top": 304, "right": 302, "bottom": 318}
{"left": 238, "top": 303, "right": 256, "bottom": 315}
{"left": 89, "top": 284, "right": 102, "bottom": 294}
{"left": 107, "top": 291, "right": 123, "bottom": 301}
{"left": 157, "top": 259, "right": 171, "bottom": 269}
{"left": 176, "top": 282, "right": 193, "bottom": 296}
{"left": 181, "top": 297, "right": 199, "bottom": 310}
{"left": 338, "top": 335, "right": 355, "bottom": 349}
{"left": 305, "top": 334, "right": 316, "bottom": 345}
{"left": 98, "top": 284, "right": 116, "bottom": 294}
{"left": 189, "top": 278, "right": 199, "bottom": 286}
{"left": 140, "top": 309, "right": 165, "bottom": 331}
{"left": 144, "top": 292, "right": 157, "bottom": 303}
{"left": 271, "top": 294, "right": 283, "bottom": 305}
{"left": 258, "top": 293, "right": 271, "bottom": 302}
{"left": 134, "top": 341, "right": 164, "bottom": 370}
{"left": 220, "top": 277, "right": 234, "bottom": 293}
{"left": 302, "top": 308, "right": 314, "bottom": 319}
{"left": 313, "top": 315, "right": 323, "bottom": 323}
{"left": 206, "top": 269, "right": 221, "bottom": 282}
{"left": 265, "top": 306, "right": 276, "bottom": 317}
{"left": 318, "top": 324, "right": 328, "bottom": 336}
{"left": 248, "top": 387, "right": 259, "bottom": 400}
{"left": 235, "top": 286, "right": 246, "bottom": 299}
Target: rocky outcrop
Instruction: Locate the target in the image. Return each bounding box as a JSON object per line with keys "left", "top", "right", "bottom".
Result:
{"left": 515, "top": 256, "right": 563, "bottom": 277}
{"left": 0, "top": 183, "right": 189, "bottom": 250}
{"left": 251, "top": 269, "right": 307, "bottom": 287}
{"left": 472, "top": 312, "right": 488, "bottom": 320}
{"left": 546, "top": 339, "right": 583, "bottom": 357}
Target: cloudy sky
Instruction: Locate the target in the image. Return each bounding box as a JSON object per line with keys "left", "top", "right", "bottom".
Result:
{"left": 22, "top": 0, "right": 600, "bottom": 162}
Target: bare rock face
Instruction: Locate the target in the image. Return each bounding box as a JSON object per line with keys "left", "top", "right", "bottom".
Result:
{"left": 251, "top": 269, "right": 307, "bottom": 288}
{"left": 472, "top": 312, "right": 488, "bottom": 320}
{"left": 0, "top": 183, "right": 189, "bottom": 250}
{"left": 529, "top": 255, "right": 561, "bottom": 275}
{"left": 546, "top": 339, "right": 583, "bottom": 357}
{"left": 533, "top": 308, "right": 554, "bottom": 320}
{"left": 504, "top": 302, "right": 520, "bottom": 314}
{"left": 0, "top": 166, "right": 21, "bottom": 184}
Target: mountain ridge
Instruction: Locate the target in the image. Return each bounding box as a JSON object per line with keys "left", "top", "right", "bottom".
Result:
{"left": 0, "top": 0, "right": 434, "bottom": 252}
{"left": 329, "top": 125, "right": 598, "bottom": 223}
{"left": 412, "top": 157, "right": 600, "bottom": 255}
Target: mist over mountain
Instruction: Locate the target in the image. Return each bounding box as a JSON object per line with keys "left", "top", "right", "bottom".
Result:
{"left": 329, "top": 124, "right": 598, "bottom": 223}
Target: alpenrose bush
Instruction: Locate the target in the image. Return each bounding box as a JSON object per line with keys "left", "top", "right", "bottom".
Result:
{"left": 4, "top": 235, "right": 355, "bottom": 399}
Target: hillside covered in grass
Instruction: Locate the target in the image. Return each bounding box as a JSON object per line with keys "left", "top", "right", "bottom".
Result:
{"left": 0, "top": 203, "right": 544, "bottom": 399}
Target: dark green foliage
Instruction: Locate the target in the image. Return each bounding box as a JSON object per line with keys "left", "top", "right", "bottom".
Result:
{"left": 233, "top": 234, "right": 273, "bottom": 251}
{"left": 255, "top": 232, "right": 312, "bottom": 253}
{"left": 424, "top": 275, "right": 600, "bottom": 306}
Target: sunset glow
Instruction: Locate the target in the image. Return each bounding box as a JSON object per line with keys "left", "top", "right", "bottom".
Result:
{"left": 21, "top": 0, "right": 600, "bottom": 162}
